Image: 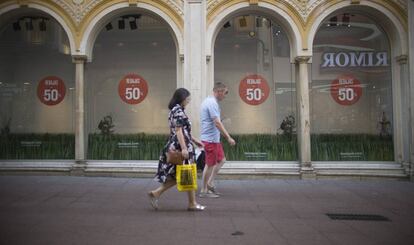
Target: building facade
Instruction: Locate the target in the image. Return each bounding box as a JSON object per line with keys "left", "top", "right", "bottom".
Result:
{"left": 0, "top": 0, "right": 413, "bottom": 179}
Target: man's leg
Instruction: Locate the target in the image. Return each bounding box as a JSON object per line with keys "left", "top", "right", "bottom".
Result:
{"left": 208, "top": 157, "right": 225, "bottom": 188}
{"left": 208, "top": 143, "right": 225, "bottom": 189}
{"left": 201, "top": 164, "right": 214, "bottom": 193}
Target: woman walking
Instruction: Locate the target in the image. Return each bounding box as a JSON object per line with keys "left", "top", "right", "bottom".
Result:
{"left": 148, "top": 88, "right": 205, "bottom": 211}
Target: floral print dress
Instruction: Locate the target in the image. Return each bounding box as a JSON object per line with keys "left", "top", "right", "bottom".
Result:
{"left": 155, "top": 104, "right": 195, "bottom": 183}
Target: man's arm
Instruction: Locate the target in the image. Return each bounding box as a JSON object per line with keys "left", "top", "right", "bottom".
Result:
{"left": 213, "top": 117, "right": 236, "bottom": 145}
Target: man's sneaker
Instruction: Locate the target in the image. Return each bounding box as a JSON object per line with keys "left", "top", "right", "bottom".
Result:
{"left": 207, "top": 184, "right": 221, "bottom": 195}
{"left": 199, "top": 190, "right": 220, "bottom": 198}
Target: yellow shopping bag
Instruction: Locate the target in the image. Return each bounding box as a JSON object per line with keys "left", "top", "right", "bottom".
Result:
{"left": 176, "top": 163, "right": 197, "bottom": 192}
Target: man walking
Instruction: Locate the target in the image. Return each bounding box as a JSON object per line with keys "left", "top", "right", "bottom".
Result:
{"left": 199, "top": 82, "right": 236, "bottom": 198}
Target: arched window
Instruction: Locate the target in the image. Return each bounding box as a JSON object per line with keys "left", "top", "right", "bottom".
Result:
{"left": 311, "top": 13, "right": 393, "bottom": 161}
{"left": 0, "top": 11, "right": 74, "bottom": 159}
{"left": 214, "top": 15, "right": 297, "bottom": 161}
{"left": 85, "top": 13, "right": 177, "bottom": 160}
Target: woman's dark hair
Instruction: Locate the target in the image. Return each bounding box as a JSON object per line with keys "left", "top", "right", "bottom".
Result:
{"left": 168, "top": 88, "right": 190, "bottom": 110}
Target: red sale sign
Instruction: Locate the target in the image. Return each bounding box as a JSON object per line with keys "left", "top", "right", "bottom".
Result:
{"left": 239, "top": 74, "right": 270, "bottom": 105}
{"left": 118, "top": 74, "right": 148, "bottom": 105}
{"left": 330, "top": 75, "right": 362, "bottom": 106}
{"left": 37, "top": 76, "right": 66, "bottom": 106}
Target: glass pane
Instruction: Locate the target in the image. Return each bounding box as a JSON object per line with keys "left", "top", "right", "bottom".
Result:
{"left": 311, "top": 13, "right": 394, "bottom": 161}
{"left": 86, "top": 14, "right": 176, "bottom": 160}
{"left": 0, "top": 12, "right": 75, "bottom": 159}
{"left": 215, "top": 16, "right": 297, "bottom": 161}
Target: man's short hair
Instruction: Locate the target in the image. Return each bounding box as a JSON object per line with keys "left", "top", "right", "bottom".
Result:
{"left": 213, "top": 82, "right": 226, "bottom": 91}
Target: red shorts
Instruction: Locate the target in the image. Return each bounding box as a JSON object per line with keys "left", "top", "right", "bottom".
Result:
{"left": 202, "top": 141, "right": 225, "bottom": 166}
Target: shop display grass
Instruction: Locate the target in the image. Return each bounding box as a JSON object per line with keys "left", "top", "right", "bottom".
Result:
{"left": 311, "top": 134, "right": 394, "bottom": 161}
{"left": 0, "top": 134, "right": 74, "bottom": 159}
{"left": 88, "top": 133, "right": 298, "bottom": 160}
{"left": 88, "top": 133, "right": 393, "bottom": 161}
{"left": 88, "top": 133, "right": 168, "bottom": 160}
{"left": 0, "top": 133, "right": 394, "bottom": 161}
{"left": 223, "top": 134, "right": 298, "bottom": 161}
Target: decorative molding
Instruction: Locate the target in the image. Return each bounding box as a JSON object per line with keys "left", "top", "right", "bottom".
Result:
{"left": 128, "top": 0, "right": 138, "bottom": 6}
{"left": 396, "top": 54, "right": 408, "bottom": 64}
{"left": 207, "top": 0, "right": 407, "bottom": 22}
{"left": 72, "top": 54, "right": 88, "bottom": 63}
{"left": 295, "top": 55, "right": 311, "bottom": 64}
{"left": 166, "top": 0, "right": 184, "bottom": 16}
{"left": 51, "top": 0, "right": 184, "bottom": 25}
{"left": 17, "top": 0, "right": 29, "bottom": 6}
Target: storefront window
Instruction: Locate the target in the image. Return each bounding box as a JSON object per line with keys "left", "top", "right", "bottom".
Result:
{"left": 0, "top": 11, "right": 75, "bottom": 159}
{"left": 311, "top": 13, "right": 394, "bottom": 161}
{"left": 86, "top": 14, "right": 176, "bottom": 160}
{"left": 215, "top": 15, "right": 297, "bottom": 161}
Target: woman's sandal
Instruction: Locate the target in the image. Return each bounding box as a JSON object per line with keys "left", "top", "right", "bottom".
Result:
{"left": 187, "top": 204, "right": 206, "bottom": 211}
{"left": 147, "top": 191, "right": 159, "bottom": 210}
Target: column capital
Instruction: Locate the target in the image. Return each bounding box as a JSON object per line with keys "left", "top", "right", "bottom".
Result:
{"left": 396, "top": 55, "right": 408, "bottom": 65}
{"left": 295, "top": 56, "right": 312, "bottom": 64}
{"left": 72, "top": 55, "right": 88, "bottom": 64}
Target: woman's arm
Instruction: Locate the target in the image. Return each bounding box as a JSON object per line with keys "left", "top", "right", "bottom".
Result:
{"left": 175, "top": 127, "right": 189, "bottom": 159}
{"left": 191, "top": 136, "right": 204, "bottom": 148}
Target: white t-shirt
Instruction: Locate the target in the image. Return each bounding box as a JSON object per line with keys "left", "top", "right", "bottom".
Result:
{"left": 200, "top": 96, "right": 221, "bottom": 143}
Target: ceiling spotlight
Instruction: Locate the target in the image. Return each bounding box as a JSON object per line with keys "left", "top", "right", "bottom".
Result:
{"left": 342, "top": 13, "right": 350, "bottom": 27}
{"left": 13, "top": 21, "right": 21, "bottom": 31}
{"left": 25, "top": 20, "right": 33, "bottom": 31}
{"left": 39, "top": 19, "right": 46, "bottom": 31}
{"left": 239, "top": 17, "right": 247, "bottom": 27}
{"left": 256, "top": 17, "right": 262, "bottom": 28}
{"left": 105, "top": 22, "right": 113, "bottom": 31}
{"left": 118, "top": 19, "right": 125, "bottom": 29}
{"left": 130, "top": 19, "right": 137, "bottom": 30}
{"left": 329, "top": 16, "right": 338, "bottom": 26}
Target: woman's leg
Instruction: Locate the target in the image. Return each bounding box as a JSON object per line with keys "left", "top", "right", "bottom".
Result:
{"left": 187, "top": 190, "right": 205, "bottom": 210}
{"left": 187, "top": 190, "right": 197, "bottom": 207}
{"left": 150, "top": 178, "right": 176, "bottom": 198}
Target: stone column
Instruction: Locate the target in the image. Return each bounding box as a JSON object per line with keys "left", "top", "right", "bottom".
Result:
{"left": 295, "top": 56, "right": 315, "bottom": 179}
{"left": 183, "top": 0, "right": 205, "bottom": 136}
{"left": 72, "top": 55, "right": 87, "bottom": 175}
{"left": 409, "top": 0, "right": 414, "bottom": 180}
{"left": 396, "top": 55, "right": 410, "bottom": 172}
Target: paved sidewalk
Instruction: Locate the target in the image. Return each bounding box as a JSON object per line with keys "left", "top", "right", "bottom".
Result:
{"left": 0, "top": 175, "right": 413, "bottom": 245}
